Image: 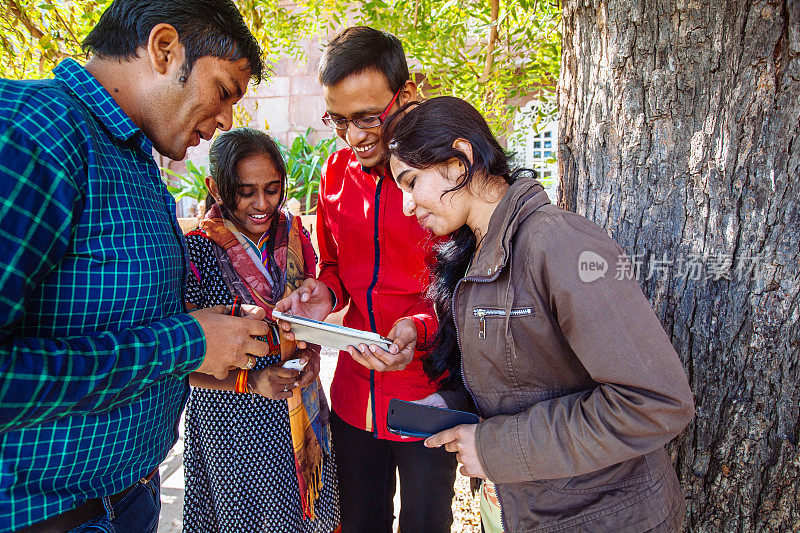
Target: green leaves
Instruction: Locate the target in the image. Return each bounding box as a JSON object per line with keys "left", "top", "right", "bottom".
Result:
{"left": 2, "top": 0, "right": 113, "bottom": 78}
{"left": 277, "top": 128, "right": 338, "bottom": 215}
{"left": 3, "top": 0, "right": 561, "bottom": 140}
{"left": 347, "top": 0, "right": 562, "bottom": 134}
{"left": 161, "top": 161, "right": 208, "bottom": 203}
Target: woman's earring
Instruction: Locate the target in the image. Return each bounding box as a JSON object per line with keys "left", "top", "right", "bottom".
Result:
{"left": 178, "top": 76, "right": 187, "bottom": 83}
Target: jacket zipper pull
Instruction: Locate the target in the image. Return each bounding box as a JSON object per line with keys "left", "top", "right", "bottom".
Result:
{"left": 476, "top": 310, "right": 486, "bottom": 339}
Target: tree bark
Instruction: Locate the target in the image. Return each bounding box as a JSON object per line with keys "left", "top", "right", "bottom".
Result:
{"left": 558, "top": 0, "right": 799, "bottom": 531}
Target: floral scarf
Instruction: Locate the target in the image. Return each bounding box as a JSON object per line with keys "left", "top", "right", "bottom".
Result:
{"left": 188, "top": 203, "right": 330, "bottom": 519}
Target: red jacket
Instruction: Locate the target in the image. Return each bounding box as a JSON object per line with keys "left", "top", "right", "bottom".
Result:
{"left": 317, "top": 148, "right": 438, "bottom": 441}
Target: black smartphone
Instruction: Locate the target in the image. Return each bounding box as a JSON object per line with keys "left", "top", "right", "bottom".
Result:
{"left": 386, "top": 398, "right": 479, "bottom": 438}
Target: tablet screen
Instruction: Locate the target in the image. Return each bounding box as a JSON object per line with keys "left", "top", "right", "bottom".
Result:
{"left": 273, "top": 310, "right": 393, "bottom": 352}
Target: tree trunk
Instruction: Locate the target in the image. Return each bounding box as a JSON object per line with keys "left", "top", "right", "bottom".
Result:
{"left": 558, "top": 1, "right": 799, "bottom": 531}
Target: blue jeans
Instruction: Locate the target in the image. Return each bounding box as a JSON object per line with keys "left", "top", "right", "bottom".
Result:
{"left": 69, "top": 472, "right": 161, "bottom": 533}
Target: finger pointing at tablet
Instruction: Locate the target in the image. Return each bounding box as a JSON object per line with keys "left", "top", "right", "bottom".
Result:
{"left": 274, "top": 279, "right": 333, "bottom": 330}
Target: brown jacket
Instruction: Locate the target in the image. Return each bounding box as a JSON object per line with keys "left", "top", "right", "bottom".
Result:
{"left": 440, "top": 177, "right": 694, "bottom": 532}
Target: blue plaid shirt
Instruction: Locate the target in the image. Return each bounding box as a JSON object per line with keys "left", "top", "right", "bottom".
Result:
{"left": 0, "top": 59, "right": 206, "bottom": 531}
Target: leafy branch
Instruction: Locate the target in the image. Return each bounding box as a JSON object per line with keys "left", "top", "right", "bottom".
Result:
{"left": 2, "top": 0, "right": 562, "bottom": 139}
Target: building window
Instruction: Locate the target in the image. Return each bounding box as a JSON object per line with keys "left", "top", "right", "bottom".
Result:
{"left": 508, "top": 100, "right": 558, "bottom": 202}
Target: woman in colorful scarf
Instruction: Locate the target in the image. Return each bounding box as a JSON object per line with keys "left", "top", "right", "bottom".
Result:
{"left": 182, "top": 127, "right": 340, "bottom": 532}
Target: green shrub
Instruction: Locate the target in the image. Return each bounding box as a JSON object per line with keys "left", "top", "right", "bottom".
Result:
{"left": 162, "top": 160, "right": 208, "bottom": 205}
{"left": 278, "top": 128, "right": 338, "bottom": 215}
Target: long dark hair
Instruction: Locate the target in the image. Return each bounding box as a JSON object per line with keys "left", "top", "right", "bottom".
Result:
{"left": 206, "top": 128, "right": 287, "bottom": 229}
{"left": 385, "top": 96, "right": 535, "bottom": 389}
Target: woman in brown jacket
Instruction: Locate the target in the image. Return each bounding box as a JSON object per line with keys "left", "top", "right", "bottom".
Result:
{"left": 384, "top": 96, "right": 695, "bottom": 532}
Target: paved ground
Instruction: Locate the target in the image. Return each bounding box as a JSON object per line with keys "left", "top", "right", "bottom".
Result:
{"left": 157, "top": 417, "right": 186, "bottom": 533}
{"left": 157, "top": 346, "right": 480, "bottom": 532}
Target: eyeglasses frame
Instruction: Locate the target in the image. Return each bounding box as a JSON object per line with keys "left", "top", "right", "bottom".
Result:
{"left": 321, "top": 86, "right": 404, "bottom": 131}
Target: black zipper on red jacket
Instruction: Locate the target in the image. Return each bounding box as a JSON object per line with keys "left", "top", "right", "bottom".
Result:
{"left": 366, "top": 177, "right": 383, "bottom": 437}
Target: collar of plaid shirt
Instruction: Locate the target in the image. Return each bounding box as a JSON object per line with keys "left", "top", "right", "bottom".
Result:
{"left": 55, "top": 58, "right": 153, "bottom": 154}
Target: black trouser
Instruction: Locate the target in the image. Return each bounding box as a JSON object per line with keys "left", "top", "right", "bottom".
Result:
{"left": 331, "top": 410, "right": 458, "bottom": 533}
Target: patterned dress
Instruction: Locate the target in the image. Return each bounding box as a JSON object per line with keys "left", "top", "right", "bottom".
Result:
{"left": 183, "top": 233, "right": 340, "bottom": 533}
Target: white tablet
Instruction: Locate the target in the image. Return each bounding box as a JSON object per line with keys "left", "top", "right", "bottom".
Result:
{"left": 272, "top": 310, "right": 393, "bottom": 353}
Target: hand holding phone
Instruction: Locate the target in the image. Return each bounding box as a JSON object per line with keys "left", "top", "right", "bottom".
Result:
{"left": 386, "top": 398, "right": 479, "bottom": 438}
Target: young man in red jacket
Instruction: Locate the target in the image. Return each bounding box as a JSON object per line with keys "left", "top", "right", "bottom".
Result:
{"left": 275, "top": 26, "right": 457, "bottom": 533}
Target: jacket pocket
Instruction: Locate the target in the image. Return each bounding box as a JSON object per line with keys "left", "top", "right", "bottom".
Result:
{"left": 473, "top": 306, "right": 534, "bottom": 339}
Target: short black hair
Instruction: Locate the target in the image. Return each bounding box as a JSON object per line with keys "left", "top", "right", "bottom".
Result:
{"left": 207, "top": 127, "right": 287, "bottom": 212}
{"left": 82, "top": 0, "right": 265, "bottom": 84}
{"left": 318, "top": 26, "right": 408, "bottom": 93}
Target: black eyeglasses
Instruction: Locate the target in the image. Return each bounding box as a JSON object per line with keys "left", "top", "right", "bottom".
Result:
{"left": 321, "top": 87, "right": 402, "bottom": 130}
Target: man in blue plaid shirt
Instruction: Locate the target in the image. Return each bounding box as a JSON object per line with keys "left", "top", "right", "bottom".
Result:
{"left": 0, "top": 1, "right": 272, "bottom": 531}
